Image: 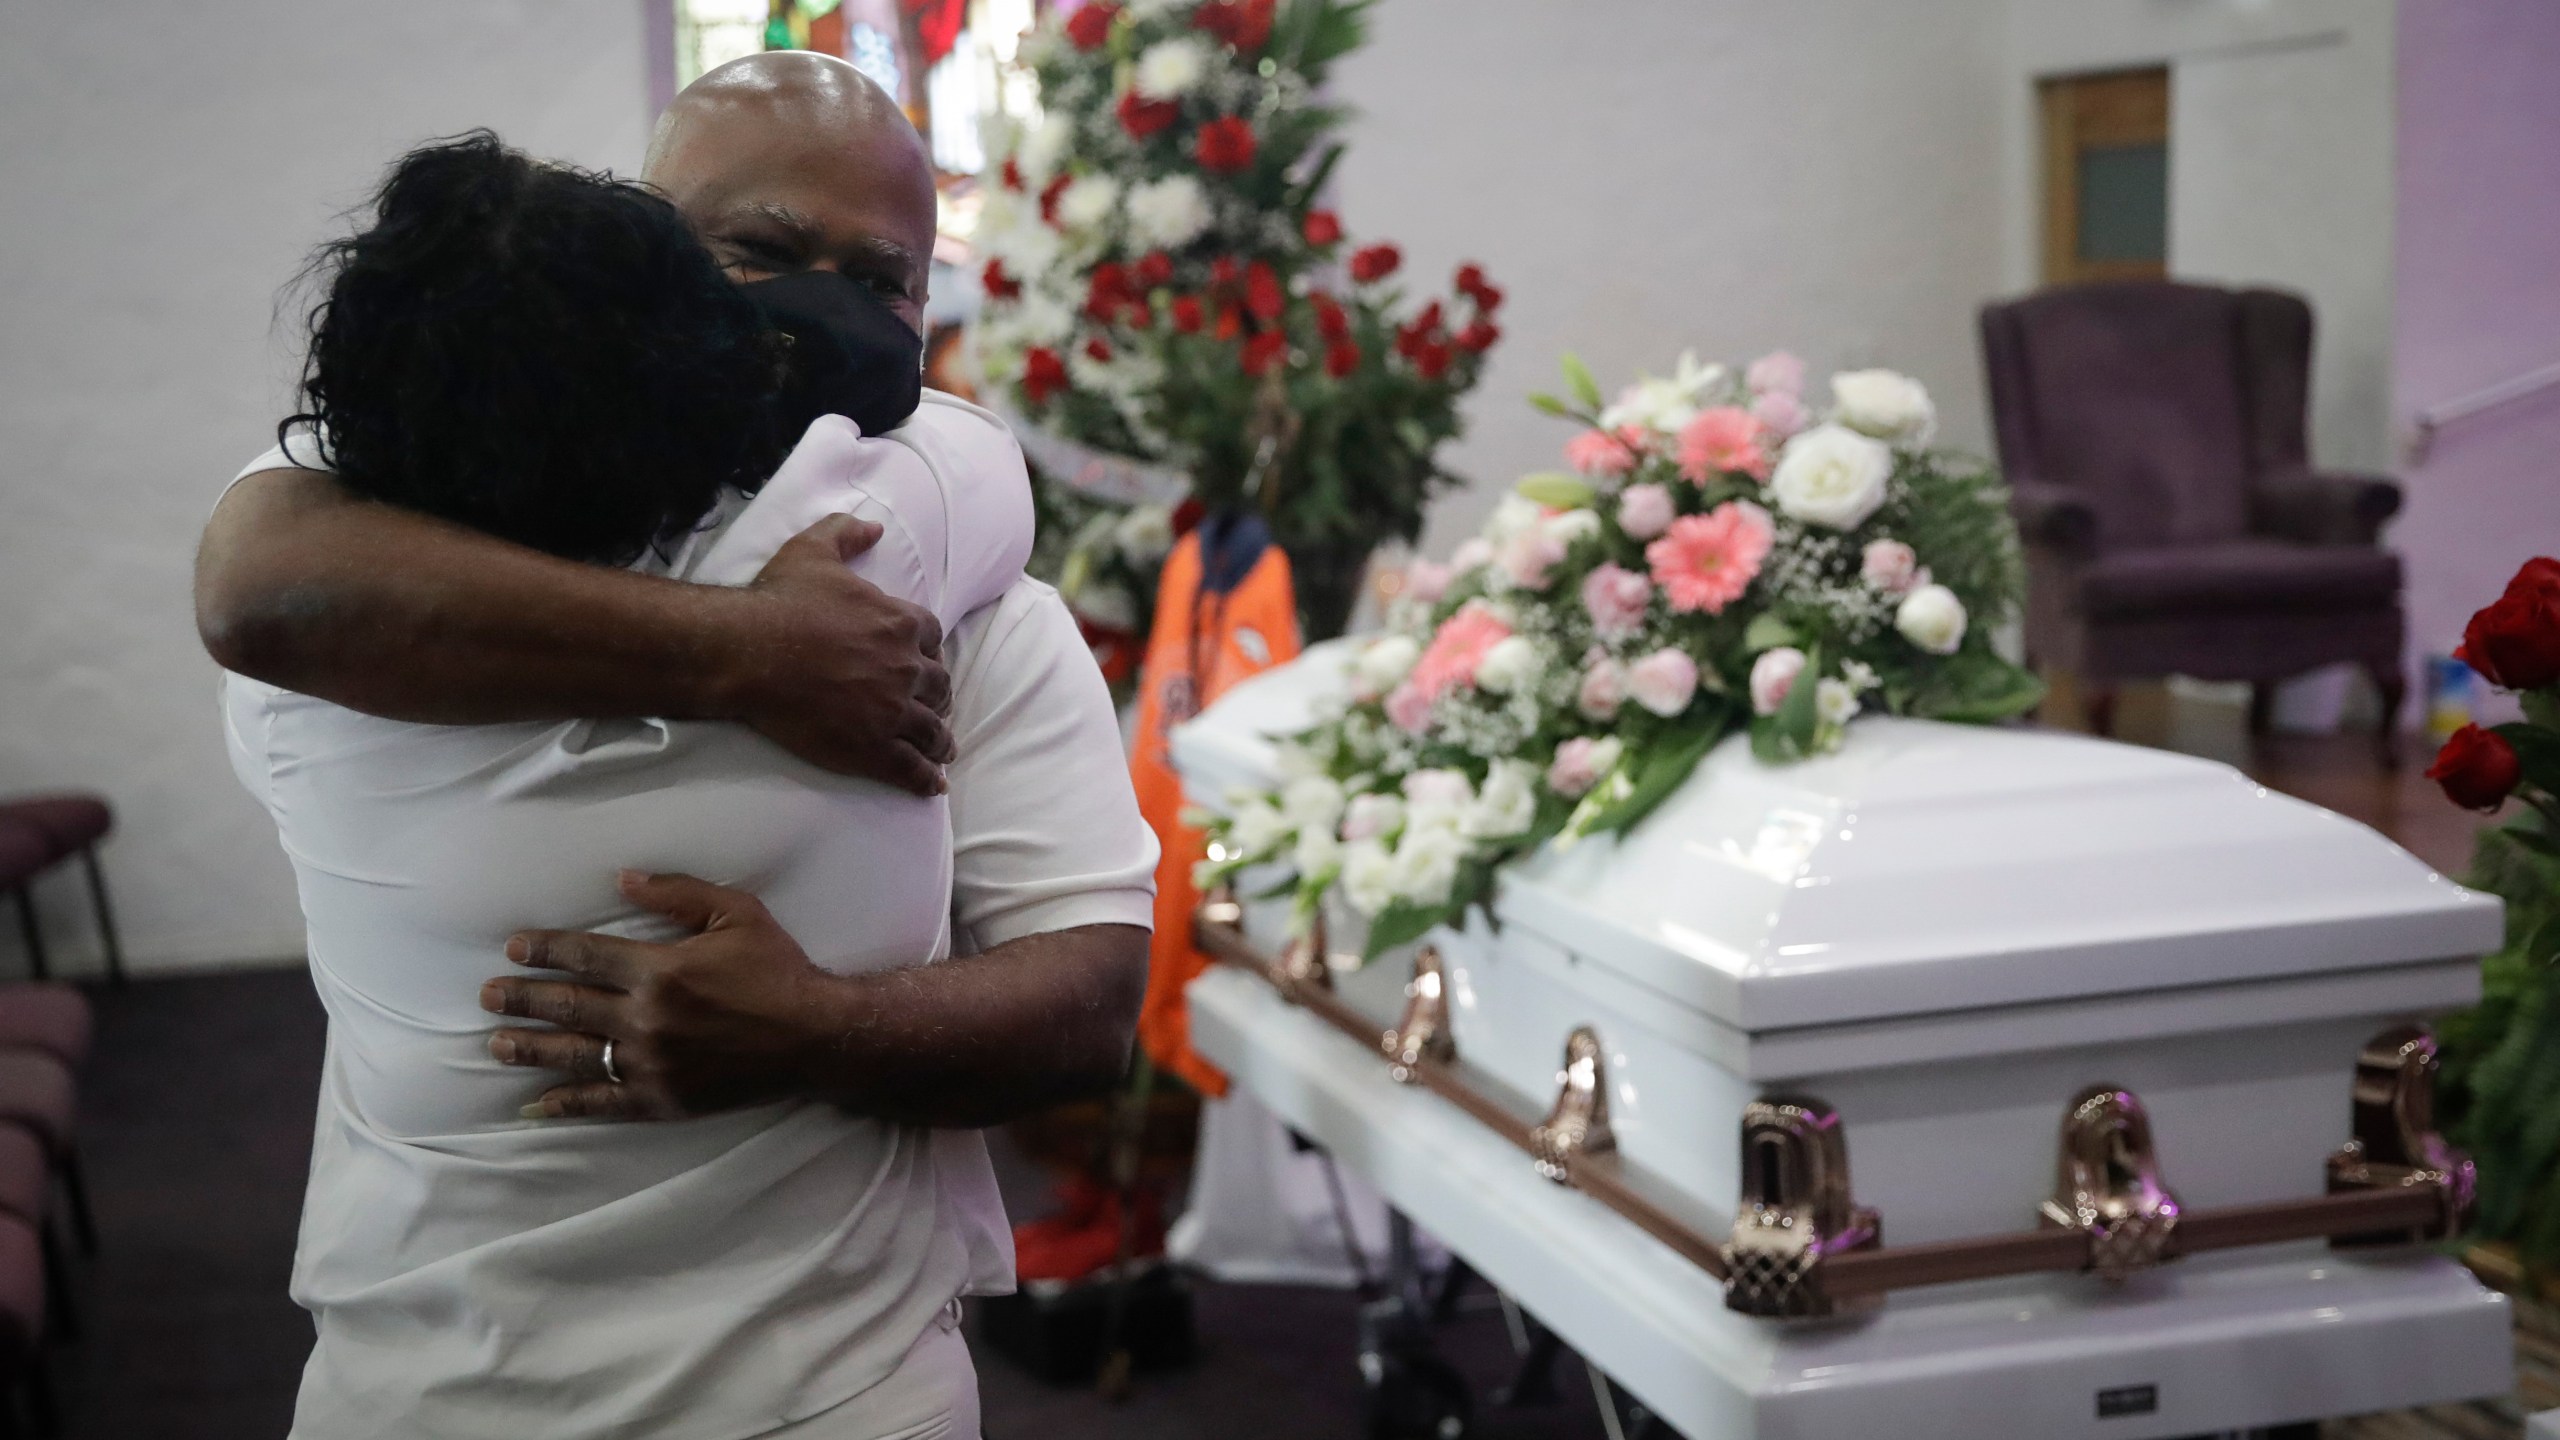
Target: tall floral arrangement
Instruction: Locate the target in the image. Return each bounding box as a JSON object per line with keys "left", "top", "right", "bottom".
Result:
{"left": 1196, "top": 352, "right": 2041, "bottom": 955}
{"left": 2428, "top": 558, "right": 2560, "bottom": 1270}
{"left": 971, "top": 0, "right": 1500, "bottom": 638}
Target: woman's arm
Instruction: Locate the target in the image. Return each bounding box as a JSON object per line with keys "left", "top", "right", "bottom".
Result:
{"left": 196, "top": 467, "right": 955, "bottom": 793}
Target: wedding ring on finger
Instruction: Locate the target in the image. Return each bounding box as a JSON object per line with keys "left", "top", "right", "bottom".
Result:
{"left": 601, "top": 1037, "right": 624, "bottom": 1086}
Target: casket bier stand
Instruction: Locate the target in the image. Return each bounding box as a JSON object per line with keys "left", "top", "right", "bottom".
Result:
{"left": 1171, "top": 641, "right": 2513, "bottom": 1440}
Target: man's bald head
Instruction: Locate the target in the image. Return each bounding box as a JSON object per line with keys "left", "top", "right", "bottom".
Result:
{"left": 645, "top": 52, "right": 938, "bottom": 332}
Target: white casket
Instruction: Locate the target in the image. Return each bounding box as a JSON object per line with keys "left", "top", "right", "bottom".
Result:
{"left": 1172, "top": 639, "right": 2515, "bottom": 1439}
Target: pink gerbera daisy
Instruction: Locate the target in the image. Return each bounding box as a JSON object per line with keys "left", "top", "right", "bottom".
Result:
{"left": 1563, "top": 424, "right": 1648, "bottom": 478}
{"left": 1646, "top": 501, "right": 1774, "bottom": 614}
{"left": 1385, "top": 600, "right": 1514, "bottom": 730}
{"left": 1675, "top": 407, "right": 1771, "bottom": 484}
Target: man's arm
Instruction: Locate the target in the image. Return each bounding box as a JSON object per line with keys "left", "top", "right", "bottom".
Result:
{"left": 483, "top": 872, "right": 1147, "bottom": 1126}
{"left": 196, "top": 467, "right": 953, "bottom": 793}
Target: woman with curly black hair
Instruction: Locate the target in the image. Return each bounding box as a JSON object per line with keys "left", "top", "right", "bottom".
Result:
{"left": 223, "top": 127, "right": 1040, "bottom": 1437}
{"left": 287, "top": 128, "right": 921, "bottom": 565}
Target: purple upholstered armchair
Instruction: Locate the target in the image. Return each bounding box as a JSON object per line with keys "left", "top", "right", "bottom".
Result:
{"left": 1980, "top": 281, "right": 2405, "bottom": 761}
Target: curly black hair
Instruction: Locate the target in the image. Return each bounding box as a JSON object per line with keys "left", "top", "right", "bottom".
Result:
{"left": 287, "top": 131, "right": 785, "bottom": 566}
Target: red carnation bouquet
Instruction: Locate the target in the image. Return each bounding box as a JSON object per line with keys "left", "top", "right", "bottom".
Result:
{"left": 2428, "top": 556, "right": 2560, "bottom": 1271}
{"left": 971, "top": 0, "right": 1498, "bottom": 641}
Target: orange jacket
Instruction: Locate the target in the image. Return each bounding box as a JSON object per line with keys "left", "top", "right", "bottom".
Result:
{"left": 1129, "top": 514, "right": 1301, "bottom": 1096}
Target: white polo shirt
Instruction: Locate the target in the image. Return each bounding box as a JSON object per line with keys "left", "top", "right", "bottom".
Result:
{"left": 221, "top": 394, "right": 1158, "bottom": 1439}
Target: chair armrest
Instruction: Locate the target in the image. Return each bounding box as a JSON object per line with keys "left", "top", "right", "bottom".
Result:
{"left": 2250, "top": 470, "right": 2402, "bottom": 546}
{"left": 2007, "top": 479, "right": 2098, "bottom": 558}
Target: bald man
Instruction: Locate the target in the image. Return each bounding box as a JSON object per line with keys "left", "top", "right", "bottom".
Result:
{"left": 198, "top": 56, "right": 1151, "bottom": 1437}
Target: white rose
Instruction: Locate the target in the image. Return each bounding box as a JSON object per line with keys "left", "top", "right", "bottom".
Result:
{"left": 1281, "top": 774, "right": 1347, "bottom": 833}
{"left": 1391, "top": 824, "right": 1470, "bottom": 907}
{"left": 1485, "top": 495, "right": 1544, "bottom": 544}
{"left": 1055, "top": 174, "right": 1120, "bottom": 234}
{"left": 1463, "top": 759, "right": 1540, "bottom": 840}
{"left": 1114, "top": 504, "right": 1175, "bottom": 565}
{"left": 1473, "top": 635, "right": 1542, "bottom": 696}
{"left": 1341, "top": 792, "right": 1406, "bottom": 842}
{"left": 1895, "top": 583, "right": 1968, "bottom": 655}
{"left": 1401, "top": 768, "right": 1475, "bottom": 826}
{"left": 1815, "top": 677, "right": 1862, "bottom": 727}
{"left": 1342, "top": 839, "right": 1398, "bottom": 916}
{"left": 1125, "top": 174, "right": 1212, "bottom": 250}
{"left": 1226, "top": 799, "right": 1290, "bottom": 859}
{"left": 1830, "top": 369, "right": 1936, "bottom": 447}
{"left": 1293, "top": 826, "right": 1343, "bottom": 879}
{"left": 1769, "top": 424, "right": 1893, "bottom": 530}
{"left": 1352, "top": 634, "right": 1421, "bottom": 700}
{"left": 1544, "top": 509, "right": 1602, "bottom": 547}
{"left": 1749, "top": 646, "right": 1804, "bottom": 716}
{"left": 1018, "top": 114, "right": 1074, "bottom": 181}
{"left": 1134, "top": 36, "right": 1213, "bottom": 98}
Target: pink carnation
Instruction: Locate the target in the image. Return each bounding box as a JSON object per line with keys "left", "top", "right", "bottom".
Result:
{"left": 1564, "top": 424, "right": 1647, "bottom": 478}
{"left": 1746, "top": 350, "right": 1805, "bottom": 398}
{"left": 1547, "top": 737, "right": 1615, "bottom": 798}
{"left": 1677, "top": 407, "right": 1771, "bottom": 483}
{"left": 1499, "top": 527, "right": 1569, "bottom": 591}
{"left": 1577, "top": 657, "right": 1627, "bottom": 720}
{"left": 1749, "top": 646, "right": 1806, "bottom": 716}
{"left": 1645, "top": 501, "right": 1774, "bottom": 615}
{"left": 1403, "top": 558, "right": 1454, "bottom": 605}
{"left": 1627, "top": 648, "right": 1700, "bottom": 717}
{"left": 1580, "top": 563, "right": 1653, "bottom": 640}
{"left": 1615, "top": 482, "right": 1675, "bottom": 541}
{"left": 1394, "top": 600, "right": 1513, "bottom": 730}
{"left": 1751, "top": 389, "right": 1808, "bottom": 441}
{"left": 1860, "top": 538, "right": 1925, "bottom": 596}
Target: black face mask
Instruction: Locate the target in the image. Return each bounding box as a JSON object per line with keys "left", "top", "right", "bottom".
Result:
{"left": 743, "top": 270, "right": 924, "bottom": 441}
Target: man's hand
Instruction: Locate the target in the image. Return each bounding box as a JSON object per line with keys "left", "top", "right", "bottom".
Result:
{"left": 483, "top": 871, "right": 832, "bottom": 1120}
{"left": 723, "top": 515, "right": 954, "bottom": 795}
{"left": 483, "top": 871, "right": 1148, "bottom": 1127}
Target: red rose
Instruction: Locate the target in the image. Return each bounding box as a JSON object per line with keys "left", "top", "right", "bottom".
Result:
{"left": 981, "top": 258, "right": 1020, "bottom": 301}
{"left": 1038, "top": 174, "right": 1071, "bottom": 225}
{"left": 1117, "top": 89, "right": 1180, "bottom": 140}
{"left": 999, "top": 158, "right": 1025, "bottom": 192}
{"left": 1244, "top": 261, "right": 1284, "bottom": 322}
{"left": 1210, "top": 255, "right": 1242, "bottom": 287}
{"left": 1134, "top": 250, "right": 1174, "bottom": 289}
{"left": 1349, "top": 243, "right": 1401, "bottom": 283}
{"left": 1325, "top": 338, "right": 1361, "bottom": 379}
{"left": 1240, "top": 330, "right": 1288, "bottom": 377}
{"left": 1302, "top": 209, "right": 1343, "bottom": 247}
{"left": 1454, "top": 263, "right": 1486, "bottom": 295}
{"left": 2428, "top": 723, "right": 2523, "bottom": 811}
{"left": 1085, "top": 337, "right": 1114, "bottom": 363}
{"left": 1458, "top": 319, "right": 1500, "bottom": 352}
{"left": 2456, "top": 557, "right": 2560, "bottom": 691}
{"left": 1309, "top": 291, "right": 1349, "bottom": 342}
{"left": 1022, "top": 347, "right": 1069, "bottom": 404}
{"left": 1065, "top": 3, "right": 1119, "bottom": 51}
{"left": 1194, "top": 116, "right": 1258, "bottom": 174}
{"left": 1192, "top": 0, "right": 1274, "bottom": 51}
{"left": 1414, "top": 341, "right": 1453, "bottom": 381}
{"left": 1085, "top": 262, "right": 1132, "bottom": 321}
{"left": 1170, "top": 295, "right": 1206, "bottom": 333}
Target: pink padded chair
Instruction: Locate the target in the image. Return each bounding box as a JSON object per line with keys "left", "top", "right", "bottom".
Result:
{"left": 0, "top": 794, "right": 125, "bottom": 986}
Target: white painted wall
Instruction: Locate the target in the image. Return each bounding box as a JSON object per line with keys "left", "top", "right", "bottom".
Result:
{"left": 1327, "top": 0, "right": 2013, "bottom": 556}
{"left": 2002, "top": 0, "right": 2398, "bottom": 475}
{"left": 0, "top": 2, "right": 655, "bottom": 974}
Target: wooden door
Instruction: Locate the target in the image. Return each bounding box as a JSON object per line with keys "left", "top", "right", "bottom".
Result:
{"left": 2039, "top": 67, "right": 2170, "bottom": 285}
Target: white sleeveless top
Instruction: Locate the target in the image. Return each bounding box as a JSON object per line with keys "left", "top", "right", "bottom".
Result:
{"left": 224, "top": 395, "right": 1037, "bottom": 1438}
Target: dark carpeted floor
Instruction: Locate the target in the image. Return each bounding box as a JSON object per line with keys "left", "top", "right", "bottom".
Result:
{"left": 52, "top": 969, "right": 1617, "bottom": 1440}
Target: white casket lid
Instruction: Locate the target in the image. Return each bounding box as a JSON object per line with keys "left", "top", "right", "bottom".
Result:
{"left": 1171, "top": 640, "right": 2501, "bottom": 1034}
